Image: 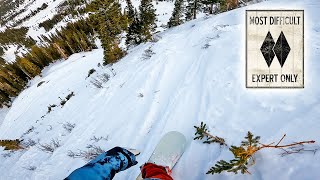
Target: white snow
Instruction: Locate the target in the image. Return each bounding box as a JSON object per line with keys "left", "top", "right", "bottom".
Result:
{"left": 0, "top": 0, "right": 320, "bottom": 179}
{"left": 2, "top": 45, "right": 19, "bottom": 63}
{"left": 0, "top": 107, "right": 9, "bottom": 126}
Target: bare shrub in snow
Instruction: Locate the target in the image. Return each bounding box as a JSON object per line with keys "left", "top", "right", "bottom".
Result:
{"left": 60, "top": 92, "right": 75, "bottom": 107}
{"left": 63, "top": 122, "right": 76, "bottom": 133}
{"left": 90, "top": 73, "right": 110, "bottom": 88}
{"left": 60, "top": 100, "right": 67, "bottom": 106}
{"left": 108, "top": 68, "right": 116, "bottom": 76}
{"left": 100, "top": 73, "right": 110, "bottom": 83}
{"left": 22, "top": 126, "right": 35, "bottom": 136}
{"left": 2, "top": 152, "right": 13, "bottom": 158}
{"left": 141, "top": 47, "right": 155, "bottom": 60}
{"left": 151, "top": 35, "right": 162, "bottom": 43}
{"left": 65, "top": 91, "right": 75, "bottom": 101}
{"left": 67, "top": 145, "right": 105, "bottom": 161}
{"left": 38, "top": 139, "right": 61, "bottom": 153}
{"left": 90, "top": 78, "right": 103, "bottom": 88}
{"left": 47, "top": 125, "right": 53, "bottom": 131}
{"left": 87, "top": 68, "right": 96, "bottom": 78}
{"left": 202, "top": 43, "right": 211, "bottom": 49}
{"left": 23, "top": 166, "right": 37, "bottom": 171}
{"left": 47, "top": 104, "right": 57, "bottom": 114}
{"left": 90, "top": 135, "right": 109, "bottom": 142}
{"left": 21, "top": 139, "right": 37, "bottom": 148}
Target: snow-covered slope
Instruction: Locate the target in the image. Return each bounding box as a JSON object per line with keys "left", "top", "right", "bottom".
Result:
{"left": 1, "top": 0, "right": 320, "bottom": 179}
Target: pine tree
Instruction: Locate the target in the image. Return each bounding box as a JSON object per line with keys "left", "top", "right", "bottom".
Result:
{"left": 126, "top": 9, "right": 143, "bottom": 46}
{"left": 89, "top": 0, "right": 127, "bottom": 64}
{"left": 17, "top": 57, "right": 41, "bottom": 77}
{"left": 0, "top": 90, "right": 10, "bottom": 107}
{"left": 0, "top": 47, "right": 4, "bottom": 56}
{"left": 202, "top": 0, "right": 220, "bottom": 14}
{"left": 53, "top": 43, "right": 68, "bottom": 59}
{"left": 168, "top": 0, "right": 185, "bottom": 28}
{"left": 125, "top": 0, "right": 135, "bottom": 23}
{"left": 185, "top": 0, "right": 202, "bottom": 20}
{"left": 139, "top": 0, "right": 157, "bottom": 41}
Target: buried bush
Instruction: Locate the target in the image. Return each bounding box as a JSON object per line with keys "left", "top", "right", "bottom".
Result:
{"left": 62, "top": 122, "right": 76, "bottom": 133}
{"left": 90, "top": 73, "right": 110, "bottom": 88}
{"left": 194, "top": 122, "right": 317, "bottom": 175}
{"left": 87, "top": 68, "right": 96, "bottom": 78}
{"left": 38, "top": 139, "right": 61, "bottom": 153}
{"left": 67, "top": 145, "right": 105, "bottom": 161}
{"left": 60, "top": 91, "right": 75, "bottom": 107}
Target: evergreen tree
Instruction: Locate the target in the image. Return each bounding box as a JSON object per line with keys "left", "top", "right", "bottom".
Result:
{"left": 0, "top": 47, "right": 4, "bottom": 56}
{"left": 0, "top": 90, "right": 10, "bottom": 107}
{"left": 202, "top": 0, "right": 220, "bottom": 14}
{"left": 126, "top": 9, "right": 143, "bottom": 46}
{"left": 17, "top": 57, "right": 41, "bottom": 78}
{"left": 89, "top": 0, "right": 127, "bottom": 64}
{"left": 125, "top": 0, "right": 135, "bottom": 23}
{"left": 185, "top": 0, "right": 196, "bottom": 20}
{"left": 185, "top": 0, "right": 203, "bottom": 20}
{"left": 139, "top": 0, "right": 157, "bottom": 41}
{"left": 168, "top": 0, "right": 185, "bottom": 28}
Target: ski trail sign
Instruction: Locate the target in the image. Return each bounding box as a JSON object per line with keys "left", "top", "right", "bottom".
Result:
{"left": 246, "top": 10, "right": 304, "bottom": 88}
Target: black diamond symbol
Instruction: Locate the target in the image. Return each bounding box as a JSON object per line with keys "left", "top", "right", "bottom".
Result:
{"left": 260, "top": 31, "right": 275, "bottom": 67}
{"left": 274, "top": 31, "right": 291, "bottom": 68}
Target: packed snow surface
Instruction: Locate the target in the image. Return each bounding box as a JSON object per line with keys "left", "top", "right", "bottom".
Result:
{"left": 1, "top": 0, "right": 320, "bottom": 179}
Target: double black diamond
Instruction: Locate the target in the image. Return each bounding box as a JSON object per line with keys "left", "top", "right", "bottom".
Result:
{"left": 260, "top": 32, "right": 275, "bottom": 67}
{"left": 260, "top": 31, "right": 291, "bottom": 68}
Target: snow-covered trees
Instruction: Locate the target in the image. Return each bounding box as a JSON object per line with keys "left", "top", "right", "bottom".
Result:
{"left": 125, "top": 0, "right": 135, "bottom": 24}
{"left": 126, "top": 0, "right": 157, "bottom": 46}
{"left": 185, "top": 0, "right": 202, "bottom": 20}
{"left": 89, "top": 0, "right": 127, "bottom": 64}
{"left": 202, "top": 0, "right": 220, "bottom": 14}
{"left": 168, "top": 0, "right": 185, "bottom": 28}
{"left": 0, "top": 27, "right": 36, "bottom": 48}
{"left": 140, "top": 0, "right": 157, "bottom": 41}
{"left": 0, "top": 19, "right": 97, "bottom": 107}
{"left": 126, "top": 10, "right": 143, "bottom": 46}
{"left": 185, "top": 0, "right": 222, "bottom": 20}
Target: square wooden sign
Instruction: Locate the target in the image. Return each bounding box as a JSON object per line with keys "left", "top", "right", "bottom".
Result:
{"left": 246, "top": 10, "right": 304, "bottom": 88}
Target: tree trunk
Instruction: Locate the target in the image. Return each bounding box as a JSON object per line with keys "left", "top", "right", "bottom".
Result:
{"left": 193, "top": 0, "right": 197, "bottom": 19}
{"left": 53, "top": 43, "right": 68, "bottom": 60}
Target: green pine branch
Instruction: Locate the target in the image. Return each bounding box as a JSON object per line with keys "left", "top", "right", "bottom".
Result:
{"left": 207, "top": 132, "right": 260, "bottom": 175}
{"left": 194, "top": 122, "right": 226, "bottom": 146}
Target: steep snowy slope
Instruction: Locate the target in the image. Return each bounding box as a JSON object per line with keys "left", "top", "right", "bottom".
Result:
{"left": 1, "top": 0, "right": 320, "bottom": 179}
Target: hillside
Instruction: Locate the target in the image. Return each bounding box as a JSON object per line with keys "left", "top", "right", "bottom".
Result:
{"left": 0, "top": 0, "right": 320, "bottom": 179}
{"left": 0, "top": 0, "right": 175, "bottom": 62}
